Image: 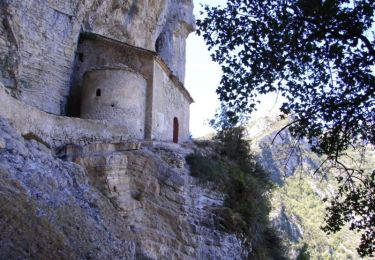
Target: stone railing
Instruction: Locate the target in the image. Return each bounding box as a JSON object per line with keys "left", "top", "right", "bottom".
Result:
{"left": 0, "top": 83, "right": 137, "bottom": 148}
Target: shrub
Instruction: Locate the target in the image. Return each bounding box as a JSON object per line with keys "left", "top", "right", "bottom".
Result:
{"left": 185, "top": 154, "right": 228, "bottom": 185}
{"left": 186, "top": 124, "right": 286, "bottom": 258}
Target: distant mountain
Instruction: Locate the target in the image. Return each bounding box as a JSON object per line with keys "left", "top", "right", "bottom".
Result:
{"left": 246, "top": 116, "right": 369, "bottom": 259}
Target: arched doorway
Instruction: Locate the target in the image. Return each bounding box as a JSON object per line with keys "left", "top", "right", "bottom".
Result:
{"left": 173, "top": 117, "right": 179, "bottom": 143}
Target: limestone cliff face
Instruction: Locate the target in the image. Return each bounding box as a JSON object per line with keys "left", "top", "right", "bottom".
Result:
{"left": 0, "top": 118, "right": 136, "bottom": 259}
{"left": 0, "top": 82, "right": 244, "bottom": 258}
{"left": 0, "top": 0, "right": 194, "bottom": 114}
{"left": 0, "top": 117, "right": 244, "bottom": 259}
{"left": 247, "top": 117, "right": 364, "bottom": 259}
{"left": 156, "top": 0, "right": 195, "bottom": 82}
{"left": 0, "top": 1, "right": 236, "bottom": 258}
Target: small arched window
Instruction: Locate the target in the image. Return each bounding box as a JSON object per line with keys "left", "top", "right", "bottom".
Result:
{"left": 173, "top": 117, "right": 179, "bottom": 143}
{"left": 155, "top": 35, "right": 162, "bottom": 53}
{"left": 96, "top": 89, "right": 101, "bottom": 97}
{"left": 78, "top": 52, "right": 84, "bottom": 62}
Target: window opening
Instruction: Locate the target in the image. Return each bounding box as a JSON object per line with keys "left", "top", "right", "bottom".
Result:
{"left": 78, "top": 52, "right": 84, "bottom": 62}
{"left": 173, "top": 117, "right": 179, "bottom": 143}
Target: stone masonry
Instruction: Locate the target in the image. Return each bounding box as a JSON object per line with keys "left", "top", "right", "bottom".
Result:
{"left": 0, "top": 0, "right": 194, "bottom": 115}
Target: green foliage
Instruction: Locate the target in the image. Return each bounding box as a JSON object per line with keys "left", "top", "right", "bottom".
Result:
{"left": 185, "top": 154, "right": 226, "bottom": 184}
{"left": 186, "top": 120, "right": 286, "bottom": 259}
{"left": 272, "top": 175, "right": 365, "bottom": 259}
{"left": 197, "top": 1, "right": 375, "bottom": 255}
{"left": 296, "top": 243, "right": 310, "bottom": 260}
{"left": 197, "top": 0, "right": 374, "bottom": 156}
{"left": 322, "top": 171, "right": 375, "bottom": 257}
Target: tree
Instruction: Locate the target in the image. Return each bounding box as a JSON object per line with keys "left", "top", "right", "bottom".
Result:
{"left": 207, "top": 107, "right": 287, "bottom": 259}
{"left": 296, "top": 243, "right": 311, "bottom": 260}
{"left": 197, "top": 0, "right": 375, "bottom": 256}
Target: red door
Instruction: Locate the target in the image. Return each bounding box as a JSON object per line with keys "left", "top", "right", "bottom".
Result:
{"left": 173, "top": 117, "right": 179, "bottom": 143}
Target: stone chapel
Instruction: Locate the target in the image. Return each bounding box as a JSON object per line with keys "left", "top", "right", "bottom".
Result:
{"left": 0, "top": 1, "right": 195, "bottom": 144}
{"left": 70, "top": 33, "right": 194, "bottom": 143}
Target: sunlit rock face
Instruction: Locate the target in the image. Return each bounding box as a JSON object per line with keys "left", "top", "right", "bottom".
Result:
{"left": 0, "top": 0, "right": 242, "bottom": 258}
{"left": 63, "top": 142, "right": 244, "bottom": 259}
{"left": 0, "top": 118, "right": 136, "bottom": 259}
{"left": 0, "top": 117, "right": 244, "bottom": 259}
{"left": 0, "top": 0, "right": 194, "bottom": 114}
{"left": 156, "top": 0, "right": 195, "bottom": 83}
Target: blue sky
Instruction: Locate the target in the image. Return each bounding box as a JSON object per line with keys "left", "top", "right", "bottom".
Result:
{"left": 185, "top": 0, "right": 226, "bottom": 137}
{"left": 185, "top": 0, "right": 281, "bottom": 137}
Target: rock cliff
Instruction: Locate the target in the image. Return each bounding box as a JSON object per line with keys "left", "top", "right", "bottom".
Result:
{"left": 0, "top": 118, "right": 136, "bottom": 259}
{"left": 0, "top": 116, "right": 245, "bottom": 259}
{"left": 247, "top": 116, "right": 366, "bottom": 259}
{"left": 0, "top": 0, "right": 194, "bottom": 114}
{"left": 0, "top": 1, "right": 249, "bottom": 258}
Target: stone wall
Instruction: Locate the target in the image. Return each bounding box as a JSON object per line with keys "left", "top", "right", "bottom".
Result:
{"left": 73, "top": 34, "right": 192, "bottom": 143}
{"left": 69, "top": 34, "right": 155, "bottom": 118}
{"left": 152, "top": 60, "right": 191, "bottom": 142}
{"left": 0, "top": 83, "right": 135, "bottom": 148}
{"left": 0, "top": 0, "right": 194, "bottom": 115}
{"left": 80, "top": 68, "right": 147, "bottom": 139}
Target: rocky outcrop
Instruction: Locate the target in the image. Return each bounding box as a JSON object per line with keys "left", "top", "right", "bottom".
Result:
{"left": 0, "top": 118, "right": 136, "bottom": 259}
{"left": 156, "top": 0, "right": 195, "bottom": 82}
{"left": 0, "top": 0, "right": 194, "bottom": 114}
{"left": 0, "top": 0, "right": 248, "bottom": 258}
{"left": 271, "top": 205, "right": 303, "bottom": 242}
{"left": 248, "top": 117, "right": 320, "bottom": 185}
{"left": 0, "top": 117, "right": 244, "bottom": 259}
{"left": 247, "top": 117, "right": 363, "bottom": 259}
{"left": 60, "top": 141, "right": 244, "bottom": 259}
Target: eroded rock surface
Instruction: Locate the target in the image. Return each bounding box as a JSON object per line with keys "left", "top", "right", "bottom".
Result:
{"left": 0, "top": 118, "right": 135, "bottom": 259}
{"left": 0, "top": 117, "right": 244, "bottom": 259}
{"left": 0, "top": 0, "right": 246, "bottom": 258}
{"left": 0, "top": 0, "right": 194, "bottom": 114}
{"left": 62, "top": 141, "right": 244, "bottom": 259}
